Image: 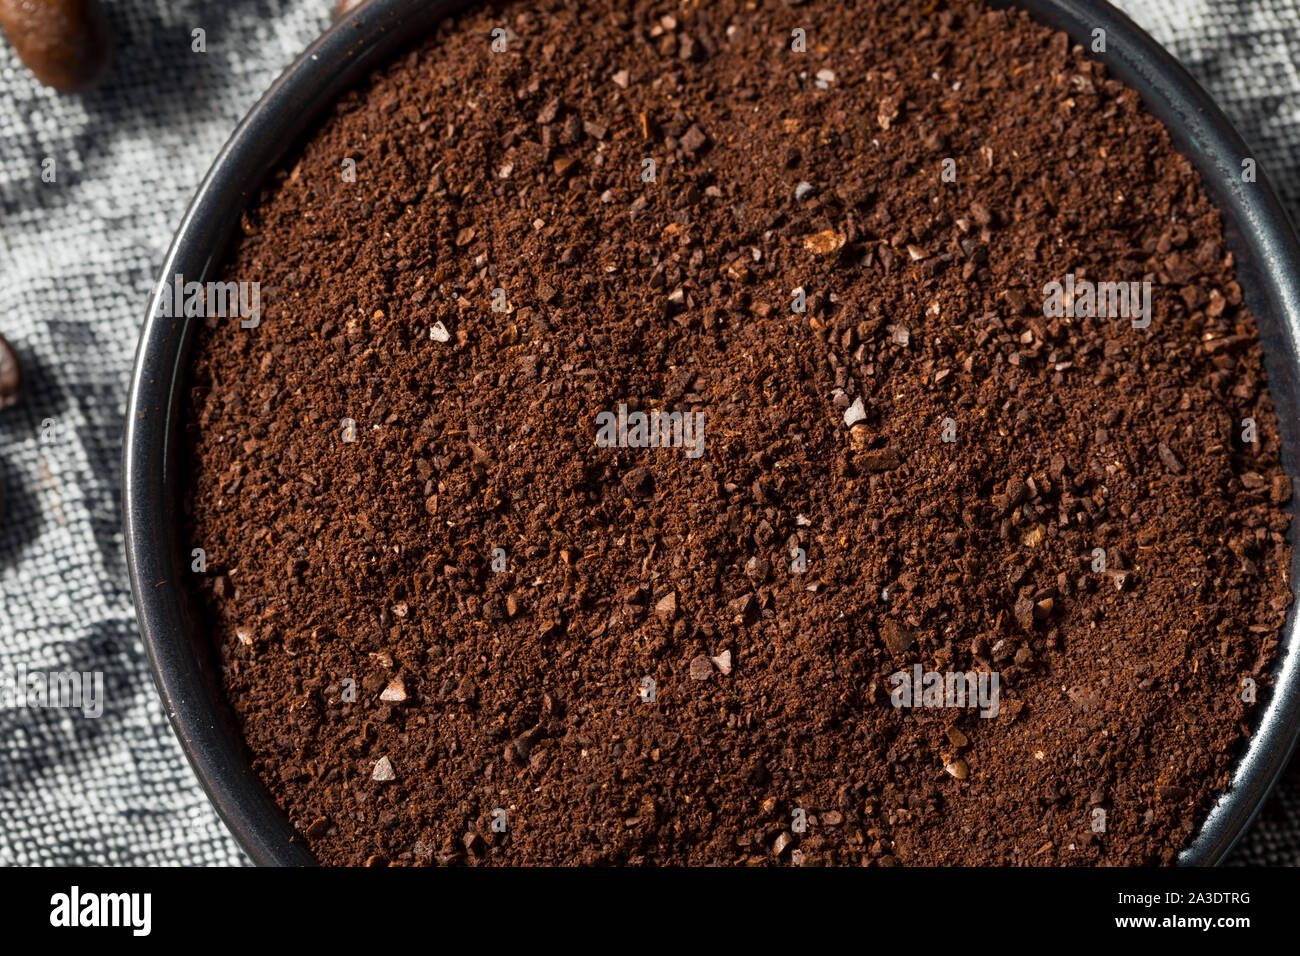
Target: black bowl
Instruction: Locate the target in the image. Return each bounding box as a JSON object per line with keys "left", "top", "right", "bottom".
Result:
{"left": 123, "top": 0, "right": 1300, "bottom": 866}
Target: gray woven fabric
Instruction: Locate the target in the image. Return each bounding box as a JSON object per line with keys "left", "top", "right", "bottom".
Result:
{"left": 0, "top": 0, "right": 1297, "bottom": 866}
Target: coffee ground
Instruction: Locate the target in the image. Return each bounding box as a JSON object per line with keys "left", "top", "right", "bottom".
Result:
{"left": 185, "top": 0, "right": 1293, "bottom": 865}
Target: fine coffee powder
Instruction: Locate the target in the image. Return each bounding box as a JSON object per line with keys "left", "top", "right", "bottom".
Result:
{"left": 185, "top": 0, "right": 1294, "bottom": 865}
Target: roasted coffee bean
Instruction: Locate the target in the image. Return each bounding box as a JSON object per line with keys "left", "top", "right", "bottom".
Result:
{"left": 333, "top": 0, "right": 367, "bottom": 19}
{"left": 0, "top": 334, "right": 20, "bottom": 408}
{"left": 0, "top": 0, "right": 112, "bottom": 92}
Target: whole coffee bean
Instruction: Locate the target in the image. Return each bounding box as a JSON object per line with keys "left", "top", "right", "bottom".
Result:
{"left": 0, "top": 334, "right": 20, "bottom": 408}
{"left": 0, "top": 0, "right": 112, "bottom": 92}
{"left": 333, "top": 0, "right": 368, "bottom": 19}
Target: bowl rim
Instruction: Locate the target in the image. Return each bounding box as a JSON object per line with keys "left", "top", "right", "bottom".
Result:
{"left": 123, "top": 0, "right": 1300, "bottom": 866}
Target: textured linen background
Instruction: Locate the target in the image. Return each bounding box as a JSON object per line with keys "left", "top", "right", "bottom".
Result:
{"left": 0, "top": 0, "right": 1298, "bottom": 866}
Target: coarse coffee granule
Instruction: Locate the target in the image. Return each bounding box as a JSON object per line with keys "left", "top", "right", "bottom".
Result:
{"left": 184, "top": 0, "right": 1294, "bottom": 865}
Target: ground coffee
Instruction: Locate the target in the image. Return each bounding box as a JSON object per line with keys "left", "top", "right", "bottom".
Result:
{"left": 185, "top": 0, "right": 1294, "bottom": 865}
